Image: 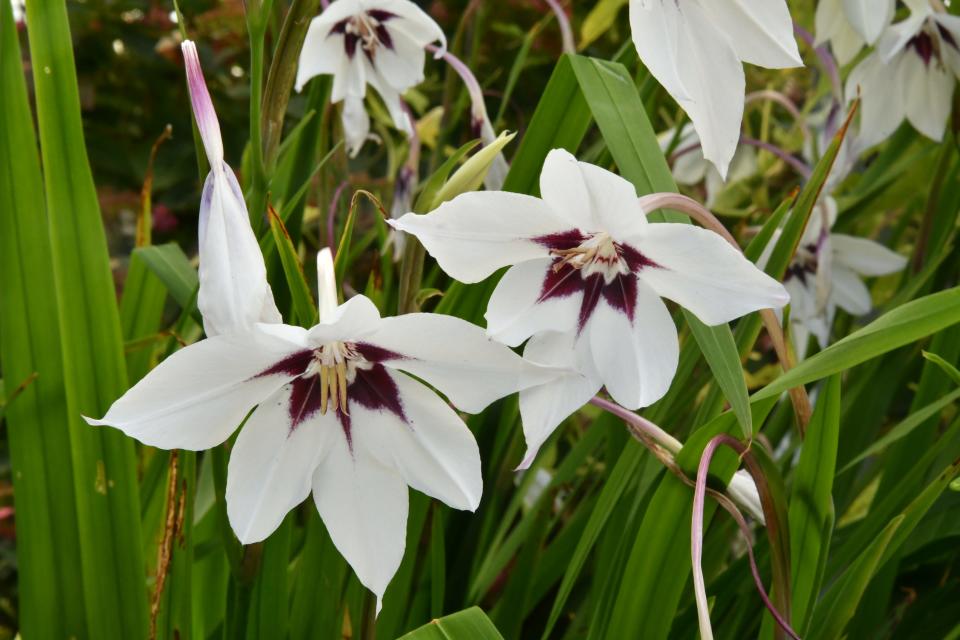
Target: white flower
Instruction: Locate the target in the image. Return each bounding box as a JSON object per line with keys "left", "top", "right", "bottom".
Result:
{"left": 11, "top": 0, "right": 24, "bottom": 23}
{"left": 295, "top": 0, "right": 446, "bottom": 157}
{"left": 392, "top": 149, "right": 789, "bottom": 467}
{"left": 770, "top": 196, "right": 906, "bottom": 358}
{"left": 86, "top": 249, "right": 557, "bottom": 611}
{"left": 182, "top": 41, "right": 281, "bottom": 337}
{"left": 660, "top": 124, "right": 757, "bottom": 208}
{"left": 629, "top": 0, "right": 801, "bottom": 178}
{"left": 815, "top": 0, "right": 895, "bottom": 65}
{"left": 847, "top": 1, "right": 960, "bottom": 149}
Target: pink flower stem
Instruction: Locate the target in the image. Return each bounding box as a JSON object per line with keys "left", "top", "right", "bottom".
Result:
{"left": 588, "top": 397, "right": 682, "bottom": 454}
{"left": 693, "top": 434, "right": 800, "bottom": 640}
{"left": 544, "top": 0, "right": 575, "bottom": 54}
{"left": 740, "top": 136, "right": 813, "bottom": 179}
{"left": 425, "top": 43, "right": 491, "bottom": 140}
{"left": 744, "top": 90, "right": 811, "bottom": 140}
{"left": 793, "top": 22, "right": 842, "bottom": 101}
{"left": 320, "top": 0, "right": 329, "bottom": 8}
{"left": 327, "top": 180, "right": 350, "bottom": 255}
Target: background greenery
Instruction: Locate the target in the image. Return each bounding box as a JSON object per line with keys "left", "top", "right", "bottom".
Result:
{"left": 1, "top": 0, "right": 959, "bottom": 638}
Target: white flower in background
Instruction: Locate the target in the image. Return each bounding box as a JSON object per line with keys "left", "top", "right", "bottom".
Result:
{"left": 660, "top": 124, "right": 757, "bottom": 208}
{"left": 847, "top": 0, "right": 960, "bottom": 149}
{"left": 392, "top": 149, "right": 789, "bottom": 467}
{"left": 815, "top": 0, "right": 895, "bottom": 65}
{"left": 766, "top": 196, "right": 907, "bottom": 358}
{"left": 182, "top": 41, "right": 281, "bottom": 337}
{"left": 629, "top": 0, "right": 801, "bottom": 178}
{"left": 11, "top": 0, "right": 24, "bottom": 23}
{"left": 295, "top": 0, "right": 446, "bottom": 156}
{"left": 87, "top": 249, "right": 557, "bottom": 611}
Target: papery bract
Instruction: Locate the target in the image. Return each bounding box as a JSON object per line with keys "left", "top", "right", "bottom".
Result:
{"left": 392, "top": 149, "right": 789, "bottom": 466}
{"left": 295, "top": 0, "right": 446, "bottom": 156}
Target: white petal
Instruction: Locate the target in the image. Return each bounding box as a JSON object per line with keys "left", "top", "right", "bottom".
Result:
{"left": 629, "top": 223, "right": 789, "bottom": 325}
{"left": 846, "top": 51, "right": 906, "bottom": 149}
{"left": 363, "top": 312, "right": 560, "bottom": 413}
{"left": 577, "top": 161, "right": 647, "bottom": 239}
{"left": 295, "top": 16, "right": 347, "bottom": 91}
{"left": 831, "top": 234, "right": 907, "bottom": 276}
{"left": 876, "top": 13, "right": 928, "bottom": 62}
{"left": 307, "top": 294, "right": 382, "bottom": 344}
{"left": 226, "top": 389, "right": 337, "bottom": 543}
{"left": 830, "top": 266, "right": 872, "bottom": 315}
{"left": 484, "top": 258, "right": 580, "bottom": 347}
{"left": 341, "top": 95, "right": 371, "bottom": 158}
{"left": 374, "top": 0, "right": 446, "bottom": 49}
{"left": 517, "top": 331, "right": 602, "bottom": 469}
{"left": 816, "top": 0, "right": 866, "bottom": 66}
{"left": 903, "top": 54, "right": 954, "bottom": 142}
{"left": 331, "top": 51, "right": 367, "bottom": 103}
{"left": 842, "top": 0, "right": 895, "bottom": 44}
{"left": 313, "top": 440, "right": 408, "bottom": 613}
{"left": 316, "top": 248, "right": 338, "bottom": 323}
{"left": 369, "top": 31, "right": 427, "bottom": 94}
{"left": 198, "top": 166, "right": 281, "bottom": 337}
{"left": 646, "top": 0, "right": 746, "bottom": 178}
{"left": 365, "top": 66, "right": 409, "bottom": 132}
{"left": 629, "top": 0, "right": 694, "bottom": 101}
{"left": 538, "top": 148, "right": 601, "bottom": 230}
{"left": 389, "top": 192, "right": 568, "bottom": 283}
{"left": 84, "top": 327, "right": 310, "bottom": 450}
{"left": 353, "top": 371, "right": 482, "bottom": 510}
{"left": 587, "top": 279, "right": 679, "bottom": 409}
{"left": 700, "top": 0, "right": 802, "bottom": 68}
{"left": 790, "top": 317, "right": 812, "bottom": 360}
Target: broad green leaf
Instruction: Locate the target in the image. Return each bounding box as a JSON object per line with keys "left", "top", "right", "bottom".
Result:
{"left": 789, "top": 375, "right": 841, "bottom": 634}
{"left": 120, "top": 252, "right": 168, "bottom": 383}
{"left": 753, "top": 287, "right": 960, "bottom": 400}
{"left": 399, "top": 607, "right": 505, "bottom": 640}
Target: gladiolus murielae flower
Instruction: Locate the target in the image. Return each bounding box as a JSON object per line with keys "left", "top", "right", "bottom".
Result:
{"left": 181, "top": 41, "right": 281, "bottom": 337}
{"left": 295, "top": 0, "right": 445, "bottom": 157}
{"left": 629, "top": 0, "right": 801, "bottom": 178}
{"left": 848, "top": 0, "right": 960, "bottom": 149}
{"left": 765, "top": 196, "right": 907, "bottom": 359}
{"left": 660, "top": 124, "right": 757, "bottom": 208}
{"left": 815, "top": 0, "right": 895, "bottom": 65}
{"left": 86, "top": 249, "right": 559, "bottom": 610}
{"left": 392, "top": 149, "right": 789, "bottom": 467}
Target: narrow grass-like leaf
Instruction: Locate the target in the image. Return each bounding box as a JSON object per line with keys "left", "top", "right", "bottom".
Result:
{"left": 753, "top": 287, "right": 960, "bottom": 400}
{"left": 24, "top": 0, "right": 148, "bottom": 634}
{"left": 268, "top": 206, "right": 318, "bottom": 326}
{"left": 0, "top": 4, "right": 86, "bottom": 635}
{"left": 789, "top": 375, "right": 841, "bottom": 634}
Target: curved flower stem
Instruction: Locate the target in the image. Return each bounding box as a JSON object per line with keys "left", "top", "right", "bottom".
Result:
{"left": 693, "top": 435, "right": 800, "bottom": 640}
{"left": 740, "top": 136, "right": 813, "bottom": 179}
{"left": 589, "top": 397, "right": 682, "bottom": 454}
{"left": 793, "top": 22, "right": 842, "bottom": 101}
{"left": 327, "top": 180, "right": 350, "bottom": 254}
{"left": 635, "top": 193, "right": 813, "bottom": 429}
{"left": 744, "top": 90, "right": 811, "bottom": 140}
{"left": 543, "top": 0, "right": 575, "bottom": 55}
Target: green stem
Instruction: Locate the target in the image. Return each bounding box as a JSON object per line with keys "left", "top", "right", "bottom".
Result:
{"left": 248, "top": 30, "right": 268, "bottom": 233}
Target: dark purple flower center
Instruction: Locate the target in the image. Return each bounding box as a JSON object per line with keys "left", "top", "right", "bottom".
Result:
{"left": 533, "top": 230, "right": 660, "bottom": 332}
{"left": 908, "top": 22, "right": 959, "bottom": 67}
{"left": 330, "top": 10, "right": 397, "bottom": 63}
{"left": 254, "top": 342, "right": 407, "bottom": 450}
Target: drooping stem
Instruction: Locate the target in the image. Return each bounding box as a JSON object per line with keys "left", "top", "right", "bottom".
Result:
{"left": 692, "top": 435, "right": 801, "bottom": 640}
{"left": 740, "top": 136, "right": 813, "bottom": 179}
{"left": 544, "top": 0, "right": 575, "bottom": 54}
{"left": 744, "top": 90, "right": 810, "bottom": 140}
{"left": 327, "top": 180, "right": 350, "bottom": 254}
{"left": 589, "top": 397, "right": 682, "bottom": 454}
{"left": 793, "top": 22, "right": 842, "bottom": 101}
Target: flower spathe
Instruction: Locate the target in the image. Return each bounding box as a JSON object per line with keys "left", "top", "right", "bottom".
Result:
{"left": 182, "top": 41, "right": 281, "bottom": 337}
{"left": 295, "top": 0, "right": 446, "bottom": 156}
{"left": 392, "top": 149, "right": 789, "bottom": 467}
{"left": 847, "top": 1, "right": 960, "bottom": 149}
{"left": 629, "top": 0, "right": 801, "bottom": 178}
{"left": 86, "top": 249, "right": 558, "bottom": 611}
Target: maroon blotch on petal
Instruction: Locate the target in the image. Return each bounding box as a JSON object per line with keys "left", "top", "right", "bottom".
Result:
{"left": 354, "top": 343, "right": 406, "bottom": 363}
{"left": 288, "top": 375, "right": 325, "bottom": 430}
{"left": 533, "top": 229, "right": 587, "bottom": 251}
{"left": 255, "top": 350, "right": 314, "bottom": 378}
